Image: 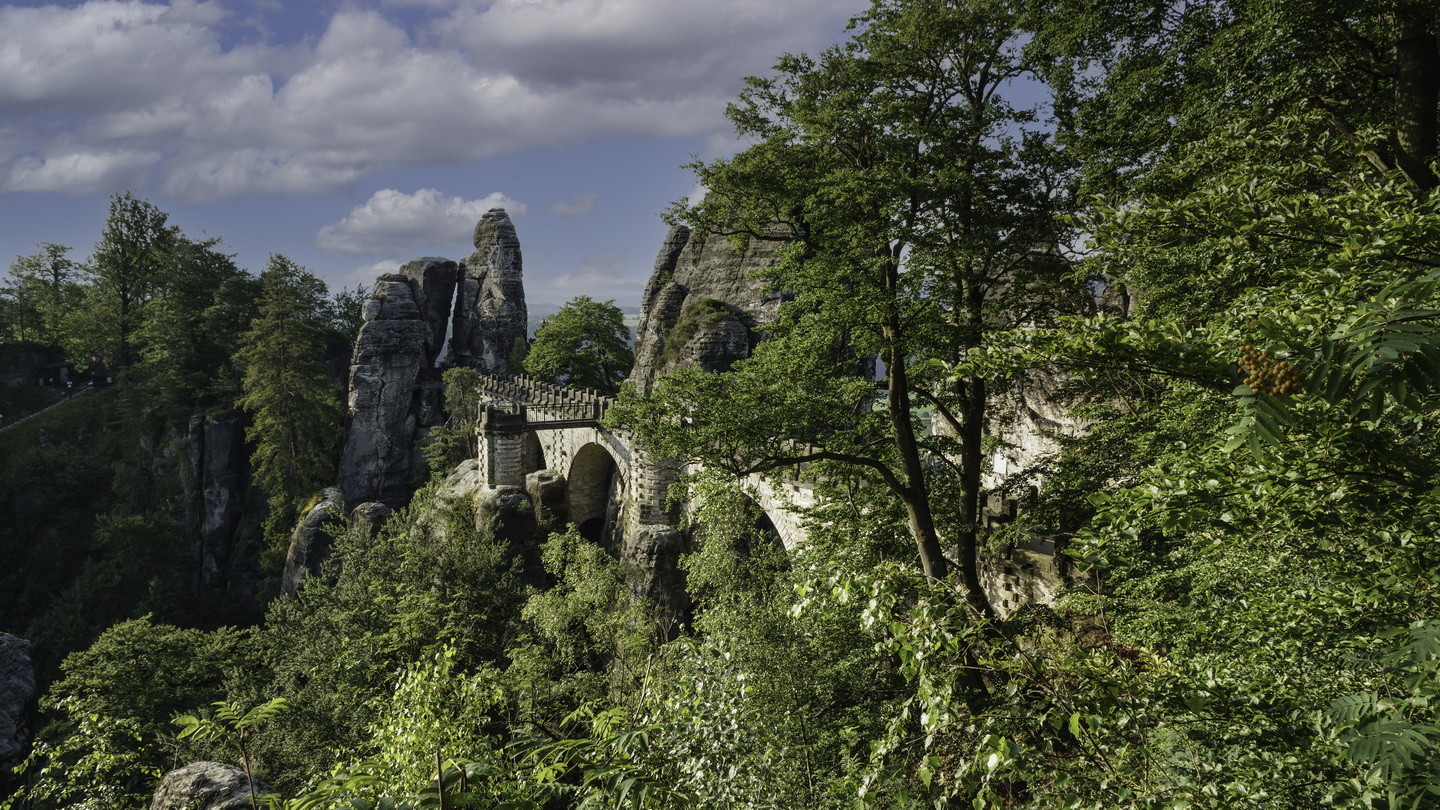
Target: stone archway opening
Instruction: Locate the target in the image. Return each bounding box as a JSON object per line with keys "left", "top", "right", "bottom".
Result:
{"left": 521, "top": 430, "right": 545, "bottom": 476}
{"left": 568, "top": 443, "right": 623, "bottom": 546}
{"left": 688, "top": 491, "right": 787, "bottom": 567}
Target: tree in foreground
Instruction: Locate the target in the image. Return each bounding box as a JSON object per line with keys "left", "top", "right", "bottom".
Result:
{"left": 612, "top": 0, "right": 1080, "bottom": 628}
{"left": 523, "top": 296, "right": 634, "bottom": 395}
{"left": 235, "top": 255, "right": 342, "bottom": 561}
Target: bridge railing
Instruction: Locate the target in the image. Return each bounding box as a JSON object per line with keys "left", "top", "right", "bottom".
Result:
{"left": 474, "top": 373, "right": 617, "bottom": 424}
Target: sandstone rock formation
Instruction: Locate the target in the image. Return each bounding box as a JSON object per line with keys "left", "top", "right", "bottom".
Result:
{"left": 150, "top": 761, "right": 273, "bottom": 810}
{"left": 337, "top": 274, "right": 432, "bottom": 508}
{"left": 280, "top": 488, "right": 344, "bottom": 597}
{"left": 333, "top": 213, "right": 528, "bottom": 514}
{"left": 629, "top": 225, "right": 786, "bottom": 394}
{"left": 451, "top": 209, "right": 527, "bottom": 375}
{"left": 182, "top": 414, "right": 263, "bottom": 598}
{"left": 348, "top": 501, "right": 393, "bottom": 539}
{"left": 402, "top": 258, "right": 459, "bottom": 360}
{"left": 0, "top": 634, "right": 34, "bottom": 789}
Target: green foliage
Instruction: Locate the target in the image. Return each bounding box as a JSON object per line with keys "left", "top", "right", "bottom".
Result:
{"left": 4, "top": 617, "right": 250, "bottom": 810}
{"left": 288, "top": 649, "right": 533, "bottom": 809}
{"left": 1, "top": 243, "right": 83, "bottom": 346}
{"left": 323, "top": 284, "right": 369, "bottom": 342}
{"left": 235, "top": 254, "right": 342, "bottom": 561}
{"left": 86, "top": 192, "right": 177, "bottom": 371}
{"left": 176, "top": 699, "right": 288, "bottom": 809}
{"left": 1325, "top": 621, "right": 1440, "bottom": 808}
{"left": 522, "top": 296, "right": 633, "bottom": 395}
{"left": 421, "top": 367, "right": 483, "bottom": 476}
{"left": 509, "top": 527, "right": 660, "bottom": 716}
{"left": 229, "top": 484, "right": 525, "bottom": 794}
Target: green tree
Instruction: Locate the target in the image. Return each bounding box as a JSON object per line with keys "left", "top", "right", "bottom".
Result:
{"left": 87, "top": 193, "right": 176, "bottom": 371}
{"left": 322, "top": 283, "right": 369, "bottom": 342}
{"left": 1032, "top": 0, "right": 1439, "bottom": 199}
{"left": 228, "top": 484, "right": 525, "bottom": 795}
{"left": 613, "top": 0, "right": 1081, "bottom": 628}
{"left": 130, "top": 236, "right": 255, "bottom": 418}
{"left": 4, "top": 617, "right": 249, "bottom": 810}
{"left": 523, "top": 296, "right": 634, "bottom": 395}
{"left": 235, "top": 255, "right": 342, "bottom": 556}
{"left": 2, "top": 243, "right": 82, "bottom": 346}
{"left": 421, "top": 367, "right": 483, "bottom": 476}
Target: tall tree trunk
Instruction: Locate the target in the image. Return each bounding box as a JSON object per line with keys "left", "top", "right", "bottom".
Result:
{"left": 1391, "top": 10, "right": 1439, "bottom": 190}
{"left": 953, "top": 375, "right": 997, "bottom": 622}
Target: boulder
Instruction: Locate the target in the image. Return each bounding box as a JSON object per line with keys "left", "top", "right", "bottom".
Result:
{"left": 621, "top": 525, "right": 690, "bottom": 624}
{"left": 450, "top": 208, "right": 527, "bottom": 374}
{"left": 0, "top": 634, "right": 35, "bottom": 787}
{"left": 526, "top": 469, "right": 568, "bottom": 526}
{"left": 150, "top": 761, "right": 273, "bottom": 810}
{"left": 280, "top": 488, "right": 344, "bottom": 597}
{"left": 348, "top": 501, "right": 393, "bottom": 539}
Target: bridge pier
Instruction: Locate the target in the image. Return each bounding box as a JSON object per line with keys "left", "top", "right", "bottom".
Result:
{"left": 479, "top": 406, "right": 528, "bottom": 489}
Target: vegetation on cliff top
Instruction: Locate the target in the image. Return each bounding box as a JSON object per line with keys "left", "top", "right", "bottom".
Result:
{"left": 3, "top": 0, "right": 1440, "bottom": 807}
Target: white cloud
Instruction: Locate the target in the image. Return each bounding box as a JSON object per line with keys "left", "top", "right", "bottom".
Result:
{"left": 550, "top": 193, "right": 598, "bottom": 217}
{"left": 316, "top": 188, "right": 526, "bottom": 256}
{"left": 3, "top": 149, "right": 159, "bottom": 194}
{"left": 0, "top": 0, "right": 871, "bottom": 199}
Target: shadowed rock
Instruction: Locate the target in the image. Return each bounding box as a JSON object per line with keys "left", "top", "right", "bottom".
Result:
{"left": 0, "top": 634, "right": 34, "bottom": 789}
{"left": 280, "top": 488, "right": 344, "bottom": 597}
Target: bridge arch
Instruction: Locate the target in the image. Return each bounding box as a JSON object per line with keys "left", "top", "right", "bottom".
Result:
{"left": 568, "top": 442, "right": 624, "bottom": 544}
{"left": 521, "top": 430, "right": 545, "bottom": 476}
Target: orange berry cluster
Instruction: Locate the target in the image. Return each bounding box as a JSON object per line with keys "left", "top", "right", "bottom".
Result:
{"left": 1239, "top": 338, "right": 1303, "bottom": 395}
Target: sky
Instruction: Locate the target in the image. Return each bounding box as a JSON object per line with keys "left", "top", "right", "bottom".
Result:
{"left": 0, "top": 0, "right": 872, "bottom": 310}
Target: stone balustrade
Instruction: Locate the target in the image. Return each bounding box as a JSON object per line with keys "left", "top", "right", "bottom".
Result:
{"left": 474, "top": 373, "right": 617, "bottom": 424}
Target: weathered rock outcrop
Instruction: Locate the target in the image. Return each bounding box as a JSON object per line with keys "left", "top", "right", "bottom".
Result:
{"left": 629, "top": 225, "right": 786, "bottom": 394}
{"left": 402, "top": 258, "right": 459, "bottom": 360}
{"left": 150, "top": 761, "right": 273, "bottom": 810}
{"left": 182, "top": 414, "right": 263, "bottom": 597}
{"left": 451, "top": 209, "right": 527, "bottom": 375}
{"left": 0, "top": 634, "right": 34, "bottom": 789}
{"left": 334, "top": 213, "right": 529, "bottom": 514}
{"left": 348, "top": 501, "right": 393, "bottom": 539}
{"left": 337, "top": 274, "right": 433, "bottom": 508}
{"left": 280, "top": 488, "right": 344, "bottom": 597}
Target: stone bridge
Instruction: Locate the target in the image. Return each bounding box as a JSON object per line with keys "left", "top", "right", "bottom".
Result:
{"left": 471, "top": 373, "right": 816, "bottom": 553}
{"left": 472, "top": 373, "right": 1068, "bottom": 617}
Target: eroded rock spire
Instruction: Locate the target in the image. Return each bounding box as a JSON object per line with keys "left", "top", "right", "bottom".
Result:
{"left": 450, "top": 208, "right": 527, "bottom": 374}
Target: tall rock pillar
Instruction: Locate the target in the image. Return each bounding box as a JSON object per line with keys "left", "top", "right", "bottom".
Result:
{"left": 451, "top": 208, "right": 527, "bottom": 374}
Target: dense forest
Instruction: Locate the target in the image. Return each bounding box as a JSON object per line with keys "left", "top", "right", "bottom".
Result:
{"left": 2, "top": 0, "right": 1439, "bottom": 807}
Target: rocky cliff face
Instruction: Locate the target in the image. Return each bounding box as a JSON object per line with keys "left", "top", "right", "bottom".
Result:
{"left": 629, "top": 225, "right": 786, "bottom": 394}
{"left": 0, "top": 634, "right": 34, "bottom": 791}
{"left": 335, "top": 212, "right": 529, "bottom": 511}
{"left": 451, "top": 209, "right": 527, "bottom": 375}
{"left": 337, "top": 273, "right": 434, "bottom": 508}
{"left": 182, "top": 414, "right": 264, "bottom": 598}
